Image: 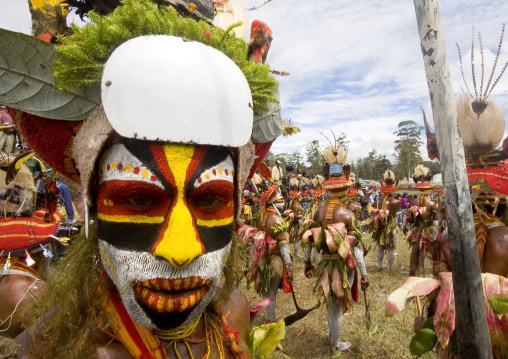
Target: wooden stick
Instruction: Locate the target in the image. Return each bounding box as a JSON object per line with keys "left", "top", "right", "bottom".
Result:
{"left": 416, "top": 296, "right": 423, "bottom": 319}
{"left": 413, "top": 1, "right": 493, "bottom": 358}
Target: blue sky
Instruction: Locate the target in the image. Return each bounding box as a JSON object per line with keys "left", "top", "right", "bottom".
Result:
{"left": 1, "top": 0, "right": 508, "bottom": 165}
{"left": 245, "top": 0, "right": 508, "bottom": 164}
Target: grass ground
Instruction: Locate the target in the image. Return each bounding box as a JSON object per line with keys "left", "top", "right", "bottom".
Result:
{"left": 243, "top": 229, "right": 436, "bottom": 359}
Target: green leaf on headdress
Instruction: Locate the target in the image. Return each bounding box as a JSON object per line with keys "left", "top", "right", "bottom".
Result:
{"left": 0, "top": 28, "right": 100, "bottom": 120}
{"left": 252, "top": 91, "right": 284, "bottom": 143}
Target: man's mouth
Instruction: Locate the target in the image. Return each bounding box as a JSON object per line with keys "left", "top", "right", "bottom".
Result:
{"left": 131, "top": 277, "right": 211, "bottom": 313}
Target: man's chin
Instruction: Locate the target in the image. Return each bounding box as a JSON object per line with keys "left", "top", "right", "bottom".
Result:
{"left": 135, "top": 296, "right": 196, "bottom": 330}
{"left": 130, "top": 277, "right": 216, "bottom": 330}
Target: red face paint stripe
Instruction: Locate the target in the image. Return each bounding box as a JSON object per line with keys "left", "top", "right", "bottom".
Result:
{"left": 186, "top": 146, "right": 209, "bottom": 186}
{"left": 188, "top": 181, "right": 235, "bottom": 221}
{"left": 149, "top": 143, "right": 176, "bottom": 188}
{"left": 97, "top": 180, "right": 171, "bottom": 217}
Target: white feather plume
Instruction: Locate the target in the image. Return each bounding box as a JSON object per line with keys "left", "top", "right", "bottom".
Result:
{"left": 457, "top": 94, "right": 505, "bottom": 155}
{"left": 312, "top": 174, "right": 325, "bottom": 189}
{"left": 383, "top": 170, "right": 395, "bottom": 181}
{"left": 324, "top": 145, "right": 347, "bottom": 166}
{"left": 412, "top": 165, "right": 429, "bottom": 179}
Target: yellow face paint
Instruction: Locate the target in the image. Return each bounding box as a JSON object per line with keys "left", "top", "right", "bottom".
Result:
{"left": 152, "top": 144, "right": 204, "bottom": 267}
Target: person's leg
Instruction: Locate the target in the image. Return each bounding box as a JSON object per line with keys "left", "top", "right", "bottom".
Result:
{"left": 265, "top": 275, "right": 281, "bottom": 322}
{"left": 387, "top": 229, "right": 396, "bottom": 271}
{"left": 326, "top": 294, "right": 351, "bottom": 352}
{"left": 377, "top": 245, "right": 385, "bottom": 270}
{"left": 410, "top": 243, "right": 420, "bottom": 276}
{"left": 294, "top": 238, "right": 302, "bottom": 258}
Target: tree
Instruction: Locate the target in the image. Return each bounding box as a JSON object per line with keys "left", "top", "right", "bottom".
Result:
{"left": 393, "top": 120, "right": 424, "bottom": 179}
{"left": 305, "top": 140, "right": 325, "bottom": 176}
{"left": 422, "top": 160, "right": 441, "bottom": 177}
{"left": 286, "top": 150, "right": 306, "bottom": 172}
{"left": 352, "top": 150, "right": 392, "bottom": 180}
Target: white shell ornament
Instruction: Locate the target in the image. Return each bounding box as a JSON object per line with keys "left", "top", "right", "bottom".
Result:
{"left": 101, "top": 35, "right": 253, "bottom": 147}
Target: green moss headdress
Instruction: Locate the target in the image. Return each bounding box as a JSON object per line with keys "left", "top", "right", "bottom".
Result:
{"left": 54, "top": 0, "right": 278, "bottom": 111}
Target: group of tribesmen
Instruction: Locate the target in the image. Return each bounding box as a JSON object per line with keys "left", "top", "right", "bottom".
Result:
{"left": 236, "top": 149, "right": 453, "bottom": 353}
{"left": 1, "top": 1, "right": 508, "bottom": 358}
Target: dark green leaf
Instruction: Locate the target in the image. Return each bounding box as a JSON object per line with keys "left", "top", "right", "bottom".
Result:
{"left": 410, "top": 317, "right": 437, "bottom": 357}
{"left": 0, "top": 28, "right": 100, "bottom": 120}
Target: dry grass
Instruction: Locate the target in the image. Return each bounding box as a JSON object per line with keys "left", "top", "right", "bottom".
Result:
{"left": 243, "top": 229, "right": 436, "bottom": 359}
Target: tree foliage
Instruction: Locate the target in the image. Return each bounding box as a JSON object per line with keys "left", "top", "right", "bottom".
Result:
{"left": 393, "top": 120, "right": 424, "bottom": 179}
{"left": 305, "top": 140, "right": 325, "bottom": 176}
{"left": 352, "top": 149, "right": 392, "bottom": 181}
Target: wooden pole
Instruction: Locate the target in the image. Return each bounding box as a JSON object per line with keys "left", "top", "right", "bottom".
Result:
{"left": 413, "top": 1, "right": 493, "bottom": 357}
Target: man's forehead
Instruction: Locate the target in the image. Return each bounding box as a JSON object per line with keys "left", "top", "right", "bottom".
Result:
{"left": 98, "top": 139, "right": 234, "bottom": 187}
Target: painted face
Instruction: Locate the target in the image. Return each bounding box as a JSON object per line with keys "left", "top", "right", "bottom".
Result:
{"left": 96, "top": 139, "right": 235, "bottom": 330}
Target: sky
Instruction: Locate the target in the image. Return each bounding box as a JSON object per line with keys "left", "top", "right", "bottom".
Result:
{"left": 1, "top": 0, "right": 508, "bottom": 165}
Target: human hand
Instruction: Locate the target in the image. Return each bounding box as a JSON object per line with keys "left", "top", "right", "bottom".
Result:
{"left": 304, "top": 262, "right": 315, "bottom": 278}
{"left": 361, "top": 275, "right": 369, "bottom": 291}
{"left": 284, "top": 263, "right": 293, "bottom": 284}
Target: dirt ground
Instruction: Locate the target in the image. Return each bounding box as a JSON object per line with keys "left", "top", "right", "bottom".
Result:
{"left": 243, "top": 229, "right": 436, "bottom": 359}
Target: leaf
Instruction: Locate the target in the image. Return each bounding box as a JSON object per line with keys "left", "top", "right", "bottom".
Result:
{"left": 469, "top": 180, "right": 493, "bottom": 194}
{"left": 0, "top": 28, "right": 100, "bottom": 120}
{"left": 385, "top": 277, "right": 441, "bottom": 316}
{"left": 249, "top": 320, "right": 286, "bottom": 359}
{"left": 410, "top": 326, "right": 437, "bottom": 357}
{"left": 251, "top": 91, "right": 283, "bottom": 143}
{"left": 434, "top": 272, "right": 455, "bottom": 347}
{"left": 5, "top": 151, "right": 35, "bottom": 185}
{"left": 483, "top": 273, "right": 508, "bottom": 315}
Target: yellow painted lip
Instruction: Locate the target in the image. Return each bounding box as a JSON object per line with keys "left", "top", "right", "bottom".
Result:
{"left": 131, "top": 277, "right": 212, "bottom": 313}
{"left": 132, "top": 283, "right": 210, "bottom": 313}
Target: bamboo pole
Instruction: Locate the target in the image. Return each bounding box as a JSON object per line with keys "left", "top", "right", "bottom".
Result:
{"left": 413, "top": 1, "right": 492, "bottom": 357}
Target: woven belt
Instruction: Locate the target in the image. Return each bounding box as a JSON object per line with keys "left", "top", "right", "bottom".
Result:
{"left": 322, "top": 253, "right": 340, "bottom": 261}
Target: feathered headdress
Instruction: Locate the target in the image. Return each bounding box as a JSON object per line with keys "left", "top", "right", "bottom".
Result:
{"left": 456, "top": 25, "right": 508, "bottom": 157}
{"left": 318, "top": 130, "right": 348, "bottom": 177}
{"left": 412, "top": 165, "right": 431, "bottom": 182}
{"left": 379, "top": 170, "right": 398, "bottom": 194}
{"left": 412, "top": 164, "right": 434, "bottom": 193}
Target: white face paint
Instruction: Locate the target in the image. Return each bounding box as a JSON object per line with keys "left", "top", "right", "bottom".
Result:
{"left": 96, "top": 140, "right": 235, "bottom": 330}
{"left": 99, "top": 240, "right": 230, "bottom": 330}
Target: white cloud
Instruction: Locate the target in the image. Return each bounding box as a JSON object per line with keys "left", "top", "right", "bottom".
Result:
{"left": 248, "top": 0, "right": 508, "bottom": 166}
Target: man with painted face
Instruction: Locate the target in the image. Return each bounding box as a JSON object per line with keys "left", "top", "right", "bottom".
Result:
{"left": 7, "top": 1, "right": 283, "bottom": 358}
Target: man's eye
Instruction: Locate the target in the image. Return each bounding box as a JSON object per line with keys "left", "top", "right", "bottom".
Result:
{"left": 193, "top": 195, "right": 223, "bottom": 209}
{"left": 124, "top": 195, "right": 158, "bottom": 207}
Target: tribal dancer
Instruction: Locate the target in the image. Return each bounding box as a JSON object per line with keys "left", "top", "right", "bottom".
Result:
{"left": 3, "top": 1, "right": 286, "bottom": 357}
{"left": 284, "top": 190, "right": 304, "bottom": 258}
{"left": 371, "top": 170, "right": 400, "bottom": 271}
{"left": 238, "top": 185, "right": 293, "bottom": 323}
{"left": 300, "top": 143, "right": 368, "bottom": 353}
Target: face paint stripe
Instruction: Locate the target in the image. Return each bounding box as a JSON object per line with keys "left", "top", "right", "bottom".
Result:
{"left": 196, "top": 217, "right": 234, "bottom": 227}
{"left": 98, "top": 213, "right": 165, "bottom": 224}
{"left": 99, "top": 242, "right": 122, "bottom": 291}
{"left": 98, "top": 220, "right": 162, "bottom": 252}
{"left": 121, "top": 138, "right": 172, "bottom": 191}
{"left": 153, "top": 144, "right": 204, "bottom": 267}
{"left": 195, "top": 224, "right": 233, "bottom": 253}
{"left": 149, "top": 142, "right": 176, "bottom": 187}
{"left": 188, "top": 147, "right": 232, "bottom": 191}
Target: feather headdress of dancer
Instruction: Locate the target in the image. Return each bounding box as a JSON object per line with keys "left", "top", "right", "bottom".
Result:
{"left": 320, "top": 130, "right": 347, "bottom": 165}
{"left": 456, "top": 25, "right": 508, "bottom": 157}
{"left": 412, "top": 165, "right": 432, "bottom": 184}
